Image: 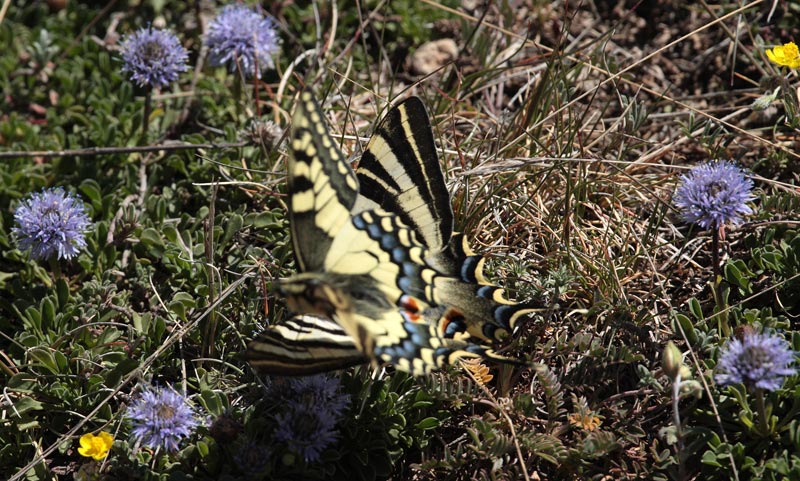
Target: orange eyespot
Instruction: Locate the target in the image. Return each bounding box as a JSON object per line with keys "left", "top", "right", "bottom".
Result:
{"left": 399, "top": 295, "right": 423, "bottom": 322}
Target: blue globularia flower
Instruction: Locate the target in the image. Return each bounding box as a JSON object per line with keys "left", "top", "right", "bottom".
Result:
{"left": 673, "top": 160, "right": 755, "bottom": 230}
{"left": 284, "top": 374, "right": 351, "bottom": 417}
{"left": 273, "top": 407, "right": 339, "bottom": 463}
{"left": 120, "top": 27, "right": 189, "bottom": 89}
{"left": 271, "top": 374, "right": 350, "bottom": 463}
{"left": 127, "top": 386, "right": 200, "bottom": 452}
{"left": 716, "top": 332, "right": 796, "bottom": 391}
{"left": 206, "top": 5, "right": 280, "bottom": 78}
{"left": 232, "top": 439, "right": 271, "bottom": 477}
{"left": 12, "top": 188, "right": 91, "bottom": 261}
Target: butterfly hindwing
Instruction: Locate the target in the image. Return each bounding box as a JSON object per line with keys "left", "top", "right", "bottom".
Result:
{"left": 354, "top": 97, "right": 538, "bottom": 342}
{"left": 432, "top": 234, "right": 541, "bottom": 342}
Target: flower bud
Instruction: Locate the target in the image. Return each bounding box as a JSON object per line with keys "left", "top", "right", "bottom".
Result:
{"left": 663, "top": 341, "right": 683, "bottom": 379}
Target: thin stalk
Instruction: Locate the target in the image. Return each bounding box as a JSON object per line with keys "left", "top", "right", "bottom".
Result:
{"left": 755, "top": 388, "right": 769, "bottom": 436}
{"left": 711, "top": 227, "right": 730, "bottom": 337}
{"left": 672, "top": 374, "right": 686, "bottom": 481}
{"left": 141, "top": 89, "right": 152, "bottom": 143}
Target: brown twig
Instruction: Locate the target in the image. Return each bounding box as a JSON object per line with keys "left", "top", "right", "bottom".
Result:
{"left": 0, "top": 141, "right": 249, "bottom": 159}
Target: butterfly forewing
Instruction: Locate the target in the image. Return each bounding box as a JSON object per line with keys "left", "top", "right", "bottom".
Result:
{"left": 246, "top": 314, "right": 367, "bottom": 375}
{"left": 288, "top": 91, "right": 359, "bottom": 272}
{"left": 354, "top": 97, "right": 453, "bottom": 252}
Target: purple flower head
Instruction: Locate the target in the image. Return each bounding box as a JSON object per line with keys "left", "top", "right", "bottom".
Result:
{"left": 673, "top": 160, "right": 755, "bottom": 230}
{"left": 12, "top": 188, "right": 91, "bottom": 261}
{"left": 274, "top": 406, "right": 339, "bottom": 463}
{"left": 127, "top": 386, "right": 199, "bottom": 452}
{"left": 206, "top": 5, "right": 280, "bottom": 78}
{"left": 121, "top": 27, "right": 189, "bottom": 89}
{"left": 270, "top": 374, "right": 350, "bottom": 463}
{"left": 716, "top": 332, "right": 796, "bottom": 391}
{"left": 232, "top": 439, "right": 271, "bottom": 476}
{"left": 285, "top": 374, "right": 351, "bottom": 418}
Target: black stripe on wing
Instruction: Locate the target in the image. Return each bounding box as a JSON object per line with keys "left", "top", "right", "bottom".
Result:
{"left": 246, "top": 315, "right": 367, "bottom": 375}
{"left": 288, "top": 90, "right": 360, "bottom": 272}
{"left": 355, "top": 97, "right": 453, "bottom": 252}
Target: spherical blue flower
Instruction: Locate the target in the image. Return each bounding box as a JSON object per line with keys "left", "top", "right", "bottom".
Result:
{"left": 273, "top": 406, "right": 339, "bottom": 463}
{"left": 206, "top": 5, "right": 280, "bottom": 78}
{"left": 232, "top": 439, "right": 271, "bottom": 476}
{"left": 285, "top": 374, "right": 351, "bottom": 418}
{"left": 12, "top": 188, "right": 91, "bottom": 261}
{"left": 270, "top": 374, "right": 350, "bottom": 463}
{"left": 127, "top": 386, "right": 200, "bottom": 452}
{"left": 120, "top": 27, "right": 189, "bottom": 89}
{"left": 716, "top": 332, "right": 796, "bottom": 391}
{"left": 673, "top": 160, "right": 755, "bottom": 230}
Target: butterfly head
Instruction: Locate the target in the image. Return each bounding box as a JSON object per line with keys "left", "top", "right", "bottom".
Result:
{"left": 275, "top": 273, "right": 353, "bottom": 317}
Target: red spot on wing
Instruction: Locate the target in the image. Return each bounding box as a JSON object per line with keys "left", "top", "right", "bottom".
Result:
{"left": 440, "top": 307, "right": 466, "bottom": 338}
{"left": 400, "top": 295, "right": 423, "bottom": 323}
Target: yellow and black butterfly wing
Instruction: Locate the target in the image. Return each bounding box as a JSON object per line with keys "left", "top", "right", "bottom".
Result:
{"left": 246, "top": 90, "right": 535, "bottom": 376}
{"left": 354, "top": 97, "right": 538, "bottom": 343}
{"left": 247, "top": 91, "right": 366, "bottom": 374}
{"left": 353, "top": 97, "right": 453, "bottom": 252}
{"left": 245, "top": 314, "right": 367, "bottom": 375}
{"left": 287, "top": 90, "right": 359, "bottom": 272}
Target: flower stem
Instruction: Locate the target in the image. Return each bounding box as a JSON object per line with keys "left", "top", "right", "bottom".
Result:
{"left": 233, "top": 71, "right": 243, "bottom": 118}
{"left": 755, "top": 388, "right": 769, "bottom": 437}
{"left": 711, "top": 227, "right": 730, "bottom": 337}
{"left": 672, "top": 374, "right": 686, "bottom": 480}
{"left": 711, "top": 227, "right": 720, "bottom": 281}
{"left": 141, "top": 88, "right": 152, "bottom": 143}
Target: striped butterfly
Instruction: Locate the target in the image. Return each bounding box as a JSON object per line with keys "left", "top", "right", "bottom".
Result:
{"left": 246, "top": 90, "right": 538, "bottom": 376}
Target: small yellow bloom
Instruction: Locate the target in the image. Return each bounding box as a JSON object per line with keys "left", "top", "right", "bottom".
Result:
{"left": 78, "top": 431, "right": 113, "bottom": 461}
{"left": 766, "top": 41, "right": 800, "bottom": 69}
{"left": 460, "top": 358, "right": 493, "bottom": 385}
{"left": 568, "top": 412, "right": 602, "bottom": 431}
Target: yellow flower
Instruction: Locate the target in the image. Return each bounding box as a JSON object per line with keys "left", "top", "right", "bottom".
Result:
{"left": 766, "top": 41, "right": 800, "bottom": 69}
{"left": 568, "top": 411, "right": 602, "bottom": 431}
{"left": 460, "top": 358, "right": 493, "bottom": 385}
{"left": 77, "top": 431, "right": 113, "bottom": 461}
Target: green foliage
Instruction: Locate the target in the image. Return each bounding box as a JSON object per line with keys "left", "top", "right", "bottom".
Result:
{"left": 727, "top": 227, "right": 800, "bottom": 314}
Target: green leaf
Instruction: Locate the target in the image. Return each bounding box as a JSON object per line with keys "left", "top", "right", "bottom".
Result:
{"left": 688, "top": 297, "right": 703, "bottom": 321}
{"left": 79, "top": 179, "right": 103, "bottom": 212}
{"left": 414, "top": 417, "right": 440, "bottom": 430}
{"left": 674, "top": 314, "right": 697, "bottom": 345}
{"left": 701, "top": 450, "right": 722, "bottom": 467}
{"left": 196, "top": 440, "right": 209, "bottom": 457}
{"left": 29, "top": 348, "right": 58, "bottom": 374}
{"left": 104, "top": 358, "right": 140, "bottom": 387}
{"left": 7, "top": 374, "right": 37, "bottom": 392}
{"left": 139, "top": 228, "right": 164, "bottom": 248}
{"left": 12, "top": 396, "right": 44, "bottom": 415}
{"left": 222, "top": 213, "right": 243, "bottom": 246}
{"left": 40, "top": 297, "right": 56, "bottom": 330}
{"left": 55, "top": 277, "right": 70, "bottom": 308}
{"left": 724, "top": 260, "right": 752, "bottom": 294}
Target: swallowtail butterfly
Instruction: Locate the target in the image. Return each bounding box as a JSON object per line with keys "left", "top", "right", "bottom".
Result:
{"left": 246, "top": 90, "right": 538, "bottom": 376}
